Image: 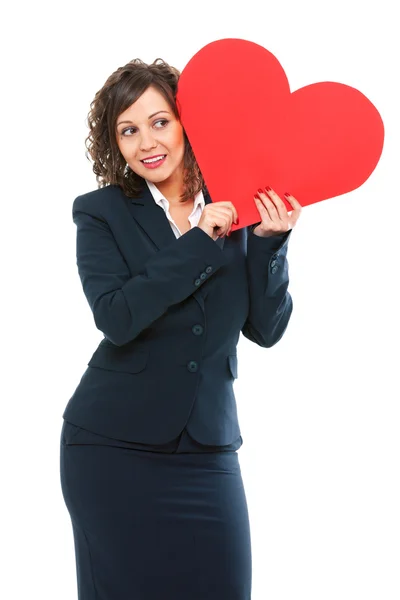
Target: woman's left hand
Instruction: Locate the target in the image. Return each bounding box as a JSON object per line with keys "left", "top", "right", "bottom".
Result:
{"left": 252, "top": 186, "right": 302, "bottom": 237}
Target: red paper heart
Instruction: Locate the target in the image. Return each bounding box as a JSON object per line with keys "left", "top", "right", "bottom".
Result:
{"left": 176, "top": 39, "right": 384, "bottom": 231}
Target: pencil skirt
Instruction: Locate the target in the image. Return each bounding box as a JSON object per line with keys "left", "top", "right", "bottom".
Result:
{"left": 59, "top": 420, "right": 252, "bottom": 600}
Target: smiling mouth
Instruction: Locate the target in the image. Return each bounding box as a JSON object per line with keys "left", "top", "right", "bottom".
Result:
{"left": 141, "top": 155, "right": 167, "bottom": 164}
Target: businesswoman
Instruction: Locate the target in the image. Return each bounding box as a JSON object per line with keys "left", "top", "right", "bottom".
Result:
{"left": 60, "top": 58, "right": 301, "bottom": 600}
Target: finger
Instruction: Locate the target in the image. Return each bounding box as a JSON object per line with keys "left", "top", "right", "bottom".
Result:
{"left": 216, "top": 206, "right": 237, "bottom": 231}
{"left": 213, "top": 201, "right": 238, "bottom": 224}
{"left": 256, "top": 189, "right": 278, "bottom": 221}
{"left": 263, "top": 187, "right": 288, "bottom": 221}
{"left": 208, "top": 206, "right": 233, "bottom": 230}
{"left": 254, "top": 195, "right": 291, "bottom": 234}
{"left": 283, "top": 193, "right": 302, "bottom": 211}
{"left": 229, "top": 203, "right": 238, "bottom": 224}
{"left": 283, "top": 193, "right": 302, "bottom": 226}
{"left": 213, "top": 205, "right": 237, "bottom": 221}
{"left": 254, "top": 195, "right": 273, "bottom": 223}
{"left": 289, "top": 211, "right": 301, "bottom": 228}
{"left": 265, "top": 186, "right": 288, "bottom": 224}
{"left": 265, "top": 185, "right": 287, "bottom": 218}
{"left": 257, "top": 189, "right": 288, "bottom": 228}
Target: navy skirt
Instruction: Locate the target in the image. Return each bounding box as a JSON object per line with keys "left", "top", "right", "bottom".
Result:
{"left": 60, "top": 420, "right": 252, "bottom": 599}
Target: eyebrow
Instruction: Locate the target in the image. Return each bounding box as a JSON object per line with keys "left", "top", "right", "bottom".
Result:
{"left": 117, "top": 110, "right": 170, "bottom": 127}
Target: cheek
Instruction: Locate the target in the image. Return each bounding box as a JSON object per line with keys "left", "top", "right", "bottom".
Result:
{"left": 117, "top": 137, "right": 139, "bottom": 161}
{"left": 116, "top": 137, "right": 127, "bottom": 158}
{"left": 172, "top": 129, "right": 185, "bottom": 154}
{"left": 168, "top": 122, "right": 183, "bottom": 144}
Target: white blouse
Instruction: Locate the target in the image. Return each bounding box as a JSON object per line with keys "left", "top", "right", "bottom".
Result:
{"left": 145, "top": 179, "right": 205, "bottom": 239}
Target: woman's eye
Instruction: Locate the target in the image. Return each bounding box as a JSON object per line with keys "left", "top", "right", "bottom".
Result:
{"left": 154, "top": 119, "right": 169, "bottom": 128}
{"left": 120, "top": 120, "right": 168, "bottom": 136}
{"left": 121, "top": 127, "right": 137, "bottom": 136}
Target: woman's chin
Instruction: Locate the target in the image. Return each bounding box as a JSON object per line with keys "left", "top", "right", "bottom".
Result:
{"left": 144, "top": 168, "right": 177, "bottom": 183}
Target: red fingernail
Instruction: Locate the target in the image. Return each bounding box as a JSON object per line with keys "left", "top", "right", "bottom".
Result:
{"left": 265, "top": 186, "right": 272, "bottom": 192}
{"left": 284, "top": 192, "right": 290, "bottom": 197}
{"left": 258, "top": 188, "right": 263, "bottom": 194}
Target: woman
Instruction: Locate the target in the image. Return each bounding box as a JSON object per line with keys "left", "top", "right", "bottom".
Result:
{"left": 60, "top": 58, "right": 301, "bottom": 600}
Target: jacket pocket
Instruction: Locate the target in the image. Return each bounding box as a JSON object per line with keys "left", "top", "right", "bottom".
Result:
{"left": 61, "top": 420, "right": 83, "bottom": 446}
{"left": 88, "top": 346, "right": 149, "bottom": 374}
{"left": 227, "top": 354, "right": 238, "bottom": 379}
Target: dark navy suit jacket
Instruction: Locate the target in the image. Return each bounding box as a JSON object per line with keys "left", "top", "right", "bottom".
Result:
{"left": 62, "top": 182, "right": 293, "bottom": 445}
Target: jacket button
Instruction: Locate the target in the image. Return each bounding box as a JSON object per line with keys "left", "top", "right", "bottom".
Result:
{"left": 194, "top": 278, "right": 201, "bottom": 286}
{"left": 192, "top": 324, "right": 203, "bottom": 335}
{"left": 271, "top": 259, "right": 277, "bottom": 267}
{"left": 187, "top": 361, "right": 198, "bottom": 372}
{"left": 271, "top": 265, "right": 278, "bottom": 274}
{"left": 200, "top": 272, "right": 207, "bottom": 280}
{"left": 205, "top": 266, "right": 212, "bottom": 273}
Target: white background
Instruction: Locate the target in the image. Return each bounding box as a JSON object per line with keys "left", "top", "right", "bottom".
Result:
{"left": 2, "top": 1, "right": 399, "bottom": 598}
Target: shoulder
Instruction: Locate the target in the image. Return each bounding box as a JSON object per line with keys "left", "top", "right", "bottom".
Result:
{"left": 72, "top": 184, "right": 126, "bottom": 217}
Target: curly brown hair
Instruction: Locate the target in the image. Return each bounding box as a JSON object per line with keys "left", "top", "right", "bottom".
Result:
{"left": 84, "top": 58, "right": 206, "bottom": 202}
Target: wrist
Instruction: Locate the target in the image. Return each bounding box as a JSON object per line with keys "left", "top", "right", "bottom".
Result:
{"left": 252, "top": 224, "right": 270, "bottom": 238}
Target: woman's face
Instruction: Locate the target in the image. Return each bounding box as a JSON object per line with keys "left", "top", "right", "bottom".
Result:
{"left": 115, "top": 85, "right": 185, "bottom": 186}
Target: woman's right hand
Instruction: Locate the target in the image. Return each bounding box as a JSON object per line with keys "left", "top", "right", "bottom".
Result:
{"left": 197, "top": 202, "right": 238, "bottom": 241}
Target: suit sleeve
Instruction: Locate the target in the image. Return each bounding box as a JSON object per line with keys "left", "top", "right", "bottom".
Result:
{"left": 241, "top": 225, "right": 293, "bottom": 348}
{"left": 73, "top": 198, "right": 228, "bottom": 346}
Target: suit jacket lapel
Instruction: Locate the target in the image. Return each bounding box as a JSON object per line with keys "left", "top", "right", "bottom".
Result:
{"left": 126, "top": 183, "right": 225, "bottom": 251}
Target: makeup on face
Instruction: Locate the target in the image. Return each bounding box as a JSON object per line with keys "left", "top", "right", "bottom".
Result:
{"left": 116, "top": 87, "right": 184, "bottom": 180}
{"left": 140, "top": 154, "right": 167, "bottom": 169}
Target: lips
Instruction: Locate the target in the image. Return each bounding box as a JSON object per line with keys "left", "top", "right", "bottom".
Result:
{"left": 140, "top": 154, "right": 166, "bottom": 163}
{"left": 140, "top": 154, "right": 167, "bottom": 169}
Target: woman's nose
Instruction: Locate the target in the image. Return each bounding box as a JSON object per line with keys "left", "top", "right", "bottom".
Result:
{"left": 139, "top": 132, "right": 157, "bottom": 151}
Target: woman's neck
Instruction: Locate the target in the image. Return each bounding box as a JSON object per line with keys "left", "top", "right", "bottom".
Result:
{"left": 153, "top": 165, "right": 188, "bottom": 206}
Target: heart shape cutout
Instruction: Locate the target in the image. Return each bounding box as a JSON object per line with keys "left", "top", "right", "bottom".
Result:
{"left": 177, "top": 39, "right": 384, "bottom": 231}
